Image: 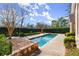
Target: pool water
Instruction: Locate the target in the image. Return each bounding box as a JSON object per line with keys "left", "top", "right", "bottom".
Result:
{"left": 31, "top": 34, "right": 57, "bottom": 47}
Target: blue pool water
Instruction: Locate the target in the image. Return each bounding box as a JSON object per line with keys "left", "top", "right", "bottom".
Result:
{"left": 31, "top": 34, "right": 57, "bottom": 47}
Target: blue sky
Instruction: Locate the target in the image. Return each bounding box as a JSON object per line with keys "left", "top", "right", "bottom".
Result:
{"left": 48, "top": 3, "right": 69, "bottom": 19}
{"left": 0, "top": 3, "right": 70, "bottom": 26}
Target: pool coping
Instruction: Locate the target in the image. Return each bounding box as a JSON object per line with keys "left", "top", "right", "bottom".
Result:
{"left": 26, "top": 33, "right": 49, "bottom": 39}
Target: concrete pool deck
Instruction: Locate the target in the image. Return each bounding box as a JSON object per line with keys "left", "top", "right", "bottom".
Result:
{"left": 11, "top": 33, "right": 66, "bottom": 56}
{"left": 38, "top": 34, "right": 66, "bottom": 56}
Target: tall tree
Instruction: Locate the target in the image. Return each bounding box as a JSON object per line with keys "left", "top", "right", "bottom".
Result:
{"left": 58, "top": 17, "right": 69, "bottom": 28}
{"left": 0, "top": 4, "right": 20, "bottom": 39}
{"left": 20, "top": 8, "right": 30, "bottom": 28}
{"left": 51, "top": 17, "right": 69, "bottom": 28}
{"left": 52, "top": 20, "right": 59, "bottom": 28}
{"left": 19, "top": 5, "right": 31, "bottom": 36}
{"left": 0, "top": 5, "right": 20, "bottom": 54}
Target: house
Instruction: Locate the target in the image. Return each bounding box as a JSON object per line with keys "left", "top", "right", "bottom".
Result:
{"left": 70, "top": 3, "right": 79, "bottom": 48}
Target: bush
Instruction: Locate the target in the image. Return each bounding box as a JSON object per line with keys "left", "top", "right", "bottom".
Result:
{"left": 44, "top": 27, "right": 69, "bottom": 33}
{"left": 64, "top": 36, "right": 75, "bottom": 43}
{"left": 0, "top": 34, "right": 12, "bottom": 56}
{"left": 0, "top": 27, "right": 69, "bottom": 34}
{"left": 15, "top": 32, "right": 39, "bottom": 37}
{"left": 65, "top": 48, "right": 79, "bottom": 56}
{"left": 64, "top": 36, "right": 76, "bottom": 49}
{"left": 65, "top": 32, "right": 75, "bottom": 36}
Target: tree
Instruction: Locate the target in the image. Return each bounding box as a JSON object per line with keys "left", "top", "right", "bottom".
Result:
{"left": 0, "top": 4, "right": 20, "bottom": 54}
{"left": 26, "top": 23, "right": 34, "bottom": 29}
{"left": 66, "top": 3, "right": 71, "bottom": 14}
{"left": 35, "top": 22, "right": 49, "bottom": 33}
{"left": 19, "top": 5, "right": 32, "bottom": 36}
{"left": 58, "top": 17, "right": 69, "bottom": 28}
{"left": 20, "top": 8, "right": 30, "bottom": 28}
{"left": 51, "top": 16, "right": 69, "bottom": 28}
{"left": 18, "top": 9, "right": 26, "bottom": 36}
{"left": 0, "top": 4, "right": 19, "bottom": 39}
{"left": 52, "top": 20, "right": 59, "bottom": 28}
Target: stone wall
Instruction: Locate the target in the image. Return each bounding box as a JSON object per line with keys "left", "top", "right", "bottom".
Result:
{"left": 10, "top": 43, "right": 40, "bottom": 56}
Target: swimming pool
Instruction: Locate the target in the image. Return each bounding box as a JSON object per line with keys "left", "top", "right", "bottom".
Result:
{"left": 31, "top": 34, "right": 57, "bottom": 47}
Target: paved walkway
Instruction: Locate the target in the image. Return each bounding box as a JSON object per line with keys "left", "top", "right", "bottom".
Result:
{"left": 38, "top": 34, "right": 66, "bottom": 56}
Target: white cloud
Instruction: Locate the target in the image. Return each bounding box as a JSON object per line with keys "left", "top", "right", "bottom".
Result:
{"left": 29, "top": 12, "right": 38, "bottom": 16}
{"left": 18, "top": 3, "right": 53, "bottom": 21}
{"left": 18, "top": 3, "right": 32, "bottom": 12}
{"left": 18, "top": 3, "right": 31, "bottom": 7}
{"left": 33, "top": 4, "right": 39, "bottom": 10}
{"left": 42, "top": 11, "right": 48, "bottom": 16}
{"left": 30, "top": 17, "right": 34, "bottom": 20}
{"left": 45, "top": 4, "right": 50, "bottom": 10}
{"left": 42, "top": 11, "right": 54, "bottom": 21}
{"left": 34, "top": 12, "right": 38, "bottom": 16}
{"left": 29, "top": 11, "right": 54, "bottom": 21}
{"left": 18, "top": 3, "right": 50, "bottom": 11}
{"left": 38, "top": 3, "right": 46, "bottom": 6}
{"left": 29, "top": 11, "right": 42, "bottom": 16}
{"left": 29, "top": 13, "right": 35, "bottom": 16}
{"left": 38, "top": 3, "right": 50, "bottom": 10}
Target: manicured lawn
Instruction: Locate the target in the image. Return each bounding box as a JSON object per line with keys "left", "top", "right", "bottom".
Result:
{"left": 65, "top": 48, "right": 79, "bottom": 56}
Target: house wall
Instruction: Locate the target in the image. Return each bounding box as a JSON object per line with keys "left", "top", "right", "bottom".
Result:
{"left": 75, "top": 4, "right": 79, "bottom": 48}
{"left": 70, "top": 3, "right": 79, "bottom": 48}
{"left": 70, "top": 4, "right": 75, "bottom": 33}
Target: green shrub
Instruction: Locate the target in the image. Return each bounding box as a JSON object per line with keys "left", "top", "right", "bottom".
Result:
{"left": 0, "top": 34, "right": 12, "bottom": 56}
{"left": 0, "top": 27, "right": 69, "bottom": 34}
{"left": 64, "top": 36, "right": 76, "bottom": 49}
{"left": 64, "top": 36, "right": 75, "bottom": 43}
{"left": 65, "top": 48, "right": 79, "bottom": 56}
{"left": 65, "top": 32, "right": 75, "bottom": 36}
{"left": 17, "top": 32, "right": 39, "bottom": 37}
{"left": 44, "top": 27, "right": 69, "bottom": 33}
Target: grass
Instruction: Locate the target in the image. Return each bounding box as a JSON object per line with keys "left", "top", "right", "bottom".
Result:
{"left": 65, "top": 47, "right": 79, "bottom": 56}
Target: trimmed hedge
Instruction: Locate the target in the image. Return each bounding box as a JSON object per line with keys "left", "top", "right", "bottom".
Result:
{"left": 64, "top": 36, "right": 76, "bottom": 49}
{"left": 44, "top": 27, "right": 69, "bottom": 33}
{"left": 64, "top": 36, "right": 75, "bottom": 43}
{"left": 65, "top": 32, "right": 75, "bottom": 37}
{"left": 64, "top": 32, "right": 76, "bottom": 49}
{"left": 0, "top": 27, "right": 69, "bottom": 35}
{"left": 15, "top": 32, "right": 39, "bottom": 37}
{"left": 0, "top": 34, "right": 12, "bottom": 56}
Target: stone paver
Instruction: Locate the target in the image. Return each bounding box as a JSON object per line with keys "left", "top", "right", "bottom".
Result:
{"left": 11, "top": 37, "right": 33, "bottom": 51}
{"left": 38, "top": 34, "right": 66, "bottom": 56}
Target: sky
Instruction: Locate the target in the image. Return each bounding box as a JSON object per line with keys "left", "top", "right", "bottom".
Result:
{"left": 0, "top": 3, "right": 70, "bottom": 26}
